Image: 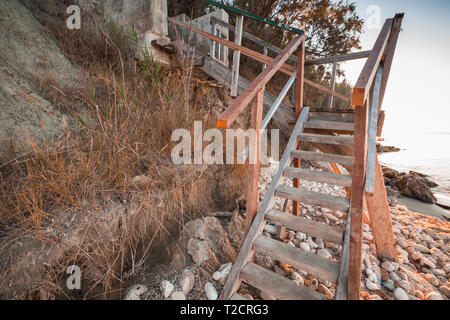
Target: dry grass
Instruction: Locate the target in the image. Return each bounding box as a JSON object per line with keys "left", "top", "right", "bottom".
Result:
{"left": 0, "top": 19, "right": 246, "bottom": 299}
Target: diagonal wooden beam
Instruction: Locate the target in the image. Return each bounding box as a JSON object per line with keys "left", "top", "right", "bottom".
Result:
{"left": 365, "top": 156, "right": 399, "bottom": 262}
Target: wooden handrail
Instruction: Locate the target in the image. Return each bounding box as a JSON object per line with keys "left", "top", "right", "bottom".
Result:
{"left": 352, "top": 19, "right": 393, "bottom": 106}
{"left": 364, "top": 64, "right": 383, "bottom": 195}
{"left": 217, "top": 35, "right": 304, "bottom": 128}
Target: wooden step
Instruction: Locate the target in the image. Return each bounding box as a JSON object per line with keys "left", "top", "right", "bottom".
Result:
{"left": 231, "top": 293, "right": 248, "bottom": 300}
{"left": 304, "top": 121, "right": 354, "bottom": 132}
{"left": 298, "top": 133, "right": 354, "bottom": 146}
{"left": 275, "top": 185, "right": 350, "bottom": 211}
{"left": 309, "top": 110, "right": 354, "bottom": 123}
{"left": 265, "top": 209, "right": 344, "bottom": 243}
{"left": 240, "top": 262, "right": 327, "bottom": 300}
{"left": 254, "top": 236, "right": 340, "bottom": 282}
{"left": 284, "top": 168, "right": 352, "bottom": 187}
{"left": 291, "top": 150, "right": 353, "bottom": 166}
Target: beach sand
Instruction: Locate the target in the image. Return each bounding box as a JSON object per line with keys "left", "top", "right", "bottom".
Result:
{"left": 388, "top": 194, "right": 450, "bottom": 221}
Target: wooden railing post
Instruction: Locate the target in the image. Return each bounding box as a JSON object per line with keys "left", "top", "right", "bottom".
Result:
{"left": 327, "top": 61, "right": 337, "bottom": 109}
{"left": 245, "top": 89, "right": 264, "bottom": 233}
{"left": 231, "top": 15, "right": 244, "bottom": 97}
{"left": 348, "top": 99, "right": 369, "bottom": 300}
{"left": 292, "top": 38, "right": 305, "bottom": 216}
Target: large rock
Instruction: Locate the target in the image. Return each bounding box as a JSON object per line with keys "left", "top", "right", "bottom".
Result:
{"left": 184, "top": 217, "right": 236, "bottom": 265}
{"left": 394, "top": 174, "right": 437, "bottom": 204}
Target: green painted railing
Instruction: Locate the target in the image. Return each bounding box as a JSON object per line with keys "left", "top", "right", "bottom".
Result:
{"left": 202, "top": 0, "right": 304, "bottom": 35}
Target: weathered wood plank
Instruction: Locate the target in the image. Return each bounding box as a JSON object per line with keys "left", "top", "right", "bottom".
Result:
{"left": 293, "top": 40, "right": 305, "bottom": 216}
{"left": 365, "top": 156, "right": 399, "bottom": 262}
{"left": 378, "top": 14, "right": 404, "bottom": 111}
{"left": 275, "top": 185, "right": 350, "bottom": 212}
{"left": 254, "top": 236, "right": 340, "bottom": 282}
{"left": 291, "top": 150, "right": 353, "bottom": 166}
{"left": 265, "top": 209, "right": 344, "bottom": 243}
{"left": 240, "top": 262, "right": 327, "bottom": 300}
{"left": 220, "top": 108, "right": 310, "bottom": 300}
{"left": 348, "top": 100, "right": 368, "bottom": 300}
{"left": 336, "top": 204, "right": 351, "bottom": 300}
{"left": 231, "top": 15, "right": 244, "bottom": 97}
{"left": 284, "top": 168, "right": 352, "bottom": 187}
{"left": 352, "top": 19, "right": 393, "bottom": 106}
{"left": 298, "top": 133, "right": 354, "bottom": 146}
{"left": 305, "top": 50, "right": 372, "bottom": 65}
{"left": 365, "top": 65, "right": 383, "bottom": 195}
{"left": 304, "top": 121, "right": 354, "bottom": 132}
{"left": 309, "top": 111, "right": 354, "bottom": 123}
{"left": 244, "top": 89, "right": 264, "bottom": 233}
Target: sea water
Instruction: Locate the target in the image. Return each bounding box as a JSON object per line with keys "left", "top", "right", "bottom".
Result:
{"left": 378, "top": 132, "right": 450, "bottom": 205}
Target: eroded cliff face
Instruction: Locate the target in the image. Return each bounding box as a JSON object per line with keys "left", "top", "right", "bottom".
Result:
{"left": 0, "top": 0, "right": 81, "bottom": 157}
{"left": 1, "top": 0, "right": 169, "bottom": 158}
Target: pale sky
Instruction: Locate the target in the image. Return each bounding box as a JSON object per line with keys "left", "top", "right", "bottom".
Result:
{"left": 340, "top": 0, "right": 450, "bottom": 138}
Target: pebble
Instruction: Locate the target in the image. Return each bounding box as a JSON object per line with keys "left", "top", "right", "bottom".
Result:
{"left": 396, "top": 280, "right": 410, "bottom": 293}
{"left": 381, "top": 261, "right": 395, "bottom": 272}
{"left": 410, "top": 251, "right": 422, "bottom": 261}
{"left": 124, "top": 284, "right": 148, "bottom": 300}
{"left": 419, "top": 257, "right": 436, "bottom": 269}
{"left": 396, "top": 238, "right": 408, "bottom": 249}
{"left": 318, "top": 284, "right": 334, "bottom": 299}
{"left": 363, "top": 232, "right": 373, "bottom": 241}
{"left": 394, "top": 288, "right": 409, "bottom": 300}
{"left": 380, "top": 270, "right": 389, "bottom": 282}
{"left": 264, "top": 224, "right": 278, "bottom": 235}
{"left": 212, "top": 262, "right": 232, "bottom": 284}
{"left": 291, "top": 272, "right": 304, "bottom": 286}
{"left": 160, "top": 280, "right": 174, "bottom": 299}
{"left": 317, "top": 249, "right": 332, "bottom": 260}
{"left": 366, "top": 269, "right": 378, "bottom": 283}
{"left": 171, "top": 291, "right": 186, "bottom": 300}
{"left": 414, "top": 290, "right": 425, "bottom": 300}
{"left": 369, "top": 294, "right": 383, "bottom": 300}
{"left": 204, "top": 282, "right": 218, "bottom": 300}
{"left": 179, "top": 269, "right": 195, "bottom": 295}
{"left": 412, "top": 243, "right": 429, "bottom": 254}
{"left": 384, "top": 279, "right": 395, "bottom": 291}
{"left": 438, "top": 286, "right": 450, "bottom": 298}
{"left": 299, "top": 242, "right": 311, "bottom": 252}
{"left": 430, "top": 268, "right": 446, "bottom": 277}
{"left": 295, "top": 232, "right": 306, "bottom": 241}
{"left": 365, "top": 279, "right": 379, "bottom": 291}
{"left": 424, "top": 274, "right": 440, "bottom": 287}
{"left": 425, "top": 292, "right": 444, "bottom": 300}
{"left": 310, "top": 278, "right": 319, "bottom": 290}
{"left": 389, "top": 271, "right": 401, "bottom": 282}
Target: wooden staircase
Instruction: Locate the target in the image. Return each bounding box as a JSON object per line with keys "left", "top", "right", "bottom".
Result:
{"left": 221, "top": 108, "right": 353, "bottom": 300}
{"left": 171, "top": 8, "right": 403, "bottom": 299}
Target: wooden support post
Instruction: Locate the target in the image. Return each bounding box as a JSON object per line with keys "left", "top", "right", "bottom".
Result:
{"left": 348, "top": 100, "right": 369, "bottom": 300}
{"left": 293, "top": 39, "right": 305, "bottom": 216}
{"left": 328, "top": 61, "right": 337, "bottom": 109}
{"left": 210, "top": 18, "right": 217, "bottom": 59}
{"left": 365, "top": 155, "right": 399, "bottom": 262}
{"left": 245, "top": 89, "right": 264, "bottom": 233}
{"left": 231, "top": 15, "right": 244, "bottom": 97}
